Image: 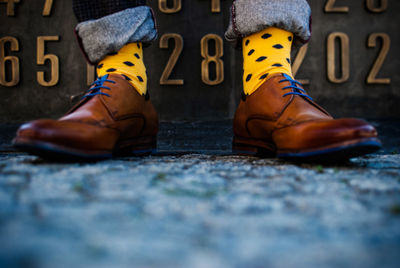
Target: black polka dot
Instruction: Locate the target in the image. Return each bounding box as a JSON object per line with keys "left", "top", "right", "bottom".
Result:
{"left": 272, "top": 63, "right": 283, "bottom": 67}
{"left": 108, "top": 52, "right": 118, "bottom": 56}
{"left": 256, "top": 56, "right": 267, "bottom": 62}
{"left": 246, "top": 74, "right": 252, "bottom": 82}
{"left": 123, "top": 61, "right": 135, "bottom": 66}
{"left": 137, "top": 43, "right": 141, "bottom": 49}
{"left": 262, "top": 33, "right": 272, "bottom": 39}
{"left": 260, "top": 73, "right": 269, "bottom": 80}
{"left": 122, "top": 74, "right": 132, "bottom": 81}
{"left": 273, "top": 44, "right": 284, "bottom": 49}
{"left": 137, "top": 76, "right": 144, "bottom": 82}
{"left": 288, "top": 36, "right": 292, "bottom": 42}
{"left": 248, "top": 49, "right": 255, "bottom": 56}
{"left": 245, "top": 40, "right": 250, "bottom": 46}
{"left": 106, "top": 68, "right": 117, "bottom": 72}
{"left": 286, "top": 58, "right": 291, "bottom": 64}
{"left": 97, "top": 64, "right": 103, "bottom": 69}
{"left": 134, "top": 53, "right": 140, "bottom": 59}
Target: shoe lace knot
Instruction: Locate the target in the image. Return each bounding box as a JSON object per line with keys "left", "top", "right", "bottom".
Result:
{"left": 82, "top": 74, "right": 115, "bottom": 100}
{"left": 279, "top": 73, "right": 313, "bottom": 101}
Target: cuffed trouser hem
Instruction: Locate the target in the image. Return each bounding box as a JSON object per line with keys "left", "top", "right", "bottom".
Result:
{"left": 225, "top": 0, "right": 312, "bottom": 48}
{"left": 75, "top": 6, "right": 157, "bottom": 64}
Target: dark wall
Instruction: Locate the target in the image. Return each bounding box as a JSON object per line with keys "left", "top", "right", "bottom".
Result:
{"left": 0, "top": 0, "right": 399, "bottom": 123}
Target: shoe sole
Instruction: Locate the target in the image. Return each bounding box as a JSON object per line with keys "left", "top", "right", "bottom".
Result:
{"left": 13, "top": 137, "right": 156, "bottom": 162}
{"left": 232, "top": 136, "right": 276, "bottom": 157}
{"left": 233, "top": 136, "right": 382, "bottom": 161}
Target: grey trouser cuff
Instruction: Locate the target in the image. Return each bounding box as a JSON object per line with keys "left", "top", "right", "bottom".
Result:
{"left": 225, "top": 0, "right": 312, "bottom": 48}
{"left": 75, "top": 6, "right": 157, "bottom": 64}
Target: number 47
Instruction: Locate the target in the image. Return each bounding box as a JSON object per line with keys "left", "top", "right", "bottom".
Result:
{"left": 0, "top": 0, "right": 54, "bottom": 16}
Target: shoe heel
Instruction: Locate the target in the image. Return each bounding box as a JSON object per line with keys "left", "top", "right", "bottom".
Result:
{"left": 232, "top": 136, "right": 276, "bottom": 157}
{"left": 115, "top": 137, "right": 157, "bottom": 156}
{"left": 131, "top": 147, "right": 157, "bottom": 156}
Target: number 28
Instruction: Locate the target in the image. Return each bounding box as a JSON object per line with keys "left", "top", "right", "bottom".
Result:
{"left": 325, "top": 0, "right": 388, "bottom": 13}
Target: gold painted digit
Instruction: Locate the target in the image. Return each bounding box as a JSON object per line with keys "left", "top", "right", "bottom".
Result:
{"left": 324, "top": 0, "right": 349, "bottom": 13}
{"left": 366, "top": 33, "right": 390, "bottom": 84}
{"left": 37, "top": 36, "right": 60, "bottom": 87}
{"left": 0, "top": 36, "right": 19, "bottom": 87}
{"left": 366, "top": 0, "right": 387, "bottom": 13}
{"left": 292, "top": 44, "right": 310, "bottom": 85}
{"left": 87, "top": 63, "right": 96, "bottom": 86}
{"left": 159, "top": 33, "right": 184, "bottom": 85}
{"left": 159, "top": 0, "right": 181, "bottom": 14}
{"left": 201, "top": 34, "right": 224, "bottom": 86}
{"left": 42, "top": 0, "right": 54, "bottom": 16}
{"left": 327, "top": 32, "right": 350, "bottom": 84}
{"left": 211, "top": 0, "right": 221, "bottom": 13}
{"left": 0, "top": 0, "right": 20, "bottom": 16}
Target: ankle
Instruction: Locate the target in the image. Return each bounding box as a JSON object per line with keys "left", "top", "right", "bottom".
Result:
{"left": 242, "top": 27, "right": 294, "bottom": 95}
{"left": 96, "top": 42, "right": 147, "bottom": 95}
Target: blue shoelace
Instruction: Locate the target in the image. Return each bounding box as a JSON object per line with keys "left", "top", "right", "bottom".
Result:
{"left": 279, "top": 73, "right": 313, "bottom": 101}
{"left": 82, "top": 74, "right": 115, "bottom": 100}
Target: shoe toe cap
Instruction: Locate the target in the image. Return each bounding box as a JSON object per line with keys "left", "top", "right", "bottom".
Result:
{"left": 273, "top": 118, "right": 380, "bottom": 151}
{"left": 16, "top": 119, "right": 57, "bottom": 139}
{"left": 14, "top": 119, "right": 118, "bottom": 150}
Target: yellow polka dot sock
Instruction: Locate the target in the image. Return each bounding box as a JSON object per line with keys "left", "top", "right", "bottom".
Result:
{"left": 242, "top": 27, "right": 294, "bottom": 95}
{"left": 97, "top": 42, "right": 147, "bottom": 95}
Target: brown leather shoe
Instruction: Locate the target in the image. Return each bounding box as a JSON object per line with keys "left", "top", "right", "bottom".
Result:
{"left": 13, "top": 74, "right": 158, "bottom": 160}
{"left": 233, "top": 73, "right": 382, "bottom": 160}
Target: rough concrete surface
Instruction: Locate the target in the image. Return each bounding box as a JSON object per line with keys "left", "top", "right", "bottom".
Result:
{"left": 0, "top": 151, "right": 399, "bottom": 268}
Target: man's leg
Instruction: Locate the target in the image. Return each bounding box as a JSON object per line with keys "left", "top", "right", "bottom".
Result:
{"left": 13, "top": 0, "right": 159, "bottom": 160}
{"left": 74, "top": 0, "right": 156, "bottom": 96}
{"left": 226, "top": 0, "right": 381, "bottom": 160}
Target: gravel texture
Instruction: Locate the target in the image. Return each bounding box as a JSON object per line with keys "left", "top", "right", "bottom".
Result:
{"left": 0, "top": 152, "right": 399, "bottom": 268}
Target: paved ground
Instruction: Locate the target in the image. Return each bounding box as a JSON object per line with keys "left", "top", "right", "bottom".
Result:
{"left": 0, "top": 152, "right": 399, "bottom": 268}
{"left": 0, "top": 120, "right": 399, "bottom": 268}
